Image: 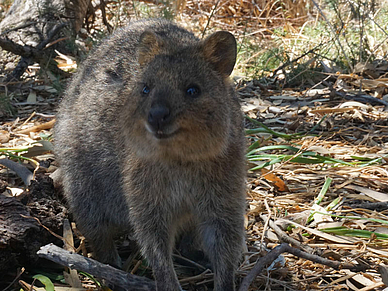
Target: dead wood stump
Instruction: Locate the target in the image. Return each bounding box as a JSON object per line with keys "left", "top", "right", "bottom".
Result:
{"left": 0, "top": 175, "right": 67, "bottom": 278}
{"left": 0, "top": 0, "right": 90, "bottom": 80}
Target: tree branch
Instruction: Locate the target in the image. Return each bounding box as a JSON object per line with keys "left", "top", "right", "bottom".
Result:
{"left": 37, "top": 244, "right": 156, "bottom": 291}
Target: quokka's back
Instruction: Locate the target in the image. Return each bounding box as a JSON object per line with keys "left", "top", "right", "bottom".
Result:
{"left": 55, "top": 18, "right": 246, "bottom": 291}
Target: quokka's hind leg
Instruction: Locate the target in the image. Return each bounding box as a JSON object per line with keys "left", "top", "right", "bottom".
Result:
{"left": 80, "top": 222, "right": 123, "bottom": 268}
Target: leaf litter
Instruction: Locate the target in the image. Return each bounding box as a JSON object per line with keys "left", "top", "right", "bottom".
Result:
{"left": 1, "top": 70, "right": 387, "bottom": 290}
{"left": 239, "top": 76, "right": 388, "bottom": 290}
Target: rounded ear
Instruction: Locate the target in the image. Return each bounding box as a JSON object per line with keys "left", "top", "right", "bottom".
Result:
{"left": 138, "top": 31, "right": 164, "bottom": 65}
{"left": 202, "top": 31, "right": 237, "bottom": 76}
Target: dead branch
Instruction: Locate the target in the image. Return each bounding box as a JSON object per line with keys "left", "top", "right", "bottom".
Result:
{"left": 238, "top": 242, "right": 369, "bottom": 291}
{"left": 334, "top": 90, "right": 388, "bottom": 106}
{"left": 37, "top": 244, "right": 156, "bottom": 291}
{"left": 346, "top": 201, "right": 388, "bottom": 211}
{"left": 2, "top": 23, "right": 69, "bottom": 81}
{"left": 0, "top": 0, "right": 90, "bottom": 81}
{"left": 100, "top": 0, "right": 113, "bottom": 33}
{"left": 259, "top": 214, "right": 316, "bottom": 254}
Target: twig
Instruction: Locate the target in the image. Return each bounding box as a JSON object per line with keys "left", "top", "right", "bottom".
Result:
{"left": 0, "top": 38, "right": 35, "bottom": 57}
{"left": 172, "top": 254, "right": 207, "bottom": 271}
{"left": 259, "top": 215, "right": 315, "bottom": 254}
{"left": 309, "top": 0, "right": 353, "bottom": 71}
{"left": 272, "top": 43, "right": 324, "bottom": 77}
{"left": 238, "top": 242, "right": 369, "bottom": 291}
{"left": 238, "top": 244, "right": 287, "bottom": 291}
{"left": 179, "top": 269, "right": 212, "bottom": 284}
{"left": 260, "top": 199, "right": 271, "bottom": 252}
{"left": 21, "top": 215, "right": 74, "bottom": 248}
{"left": 346, "top": 0, "right": 388, "bottom": 37}
{"left": 201, "top": 0, "right": 221, "bottom": 39}
{"left": 303, "top": 75, "right": 332, "bottom": 97}
{"left": 1, "top": 23, "right": 68, "bottom": 81}
{"left": 334, "top": 90, "right": 388, "bottom": 106}
{"left": 3, "top": 267, "right": 25, "bottom": 291}
{"left": 1, "top": 22, "right": 37, "bottom": 36}
{"left": 100, "top": 0, "right": 113, "bottom": 33}
{"left": 346, "top": 201, "right": 388, "bottom": 211}
{"left": 39, "top": 23, "right": 67, "bottom": 50}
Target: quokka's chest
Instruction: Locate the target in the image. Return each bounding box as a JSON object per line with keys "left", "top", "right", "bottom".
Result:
{"left": 124, "top": 163, "right": 214, "bottom": 205}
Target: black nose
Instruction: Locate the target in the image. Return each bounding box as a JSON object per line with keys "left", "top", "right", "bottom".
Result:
{"left": 148, "top": 104, "right": 170, "bottom": 131}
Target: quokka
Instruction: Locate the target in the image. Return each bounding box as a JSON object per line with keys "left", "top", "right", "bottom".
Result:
{"left": 55, "top": 19, "right": 246, "bottom": 291}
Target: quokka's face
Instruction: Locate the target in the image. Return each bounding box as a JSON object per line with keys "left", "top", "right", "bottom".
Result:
{"left": 123, "top": 52, "right": 233, "bottom": 162}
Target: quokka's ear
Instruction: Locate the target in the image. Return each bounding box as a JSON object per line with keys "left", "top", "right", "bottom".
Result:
{"left": 202, "top": 31, "right": 237, "bottom": 77}
{"left": 138, "top": 31, "right": 164, "bottom": 65}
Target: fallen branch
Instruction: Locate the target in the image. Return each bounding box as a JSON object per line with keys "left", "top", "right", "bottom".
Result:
{"left": 334, "top": 90, "right": 388, "bottom": 106}
{"left": 3, "top": 24, "right": 69, "bottom": 81}
{"left": 239, "top": 241, "right": 369, "bottom": 291}
{"left": 259, "top": 214, "right": 316, "bottom": 254}
{"left": 0, "top": 0, "right": 89, "bottom": 81}
{"left": 346, "top": 201, "right": 388, "bottom": 211}
{"left": 37, "top": 244, "right": 156, "bottom": 291}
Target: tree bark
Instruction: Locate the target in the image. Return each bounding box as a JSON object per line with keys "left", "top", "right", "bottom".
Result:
{"left": 0, "top": 194, "right": 40, "bottom": 272}
{"left": 0, "top": 0, "right": 90, "bottom": 80}
{"left": 0, "top": 175, "right": 67, "bottom": 274}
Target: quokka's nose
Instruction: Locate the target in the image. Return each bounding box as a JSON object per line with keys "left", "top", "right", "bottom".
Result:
{"left": 148, "top": 104, "right": 170, "bottom": 131}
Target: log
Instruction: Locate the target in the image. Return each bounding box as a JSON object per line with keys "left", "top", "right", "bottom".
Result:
{"left": 0, "top": 0, "right": 90, "bottom": 80}
{"left": 0, "top": 175, "right": 66, "bottom": 273}
{"left": 0, "top": 194, "right": 40, "bottom": 272}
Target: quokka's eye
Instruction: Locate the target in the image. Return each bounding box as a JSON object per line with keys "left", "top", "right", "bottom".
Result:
{"left": 142, "top": 85, "right": 150, "bottom": 95}
{"left": 186, "top": 85, "right": 201, "bottom": 97}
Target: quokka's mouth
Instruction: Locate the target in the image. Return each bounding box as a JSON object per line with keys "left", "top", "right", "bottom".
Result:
{"left": 145, "top": 122, "right": 179, "bottom": 140}
{"left": 154, "top": 129, "right": 178, "bottom": 139}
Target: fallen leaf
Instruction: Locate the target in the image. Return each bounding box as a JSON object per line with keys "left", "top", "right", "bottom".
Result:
{"left": 23, "top": 140, "right": 54, "bottom": 158}
{"left": 26, "top": 91, "right": 37, "bottom": 104}
{"left": 345, "top": 185, "right": 388, "bottom": 202}
{"left": 0, "top": 158, "right": 33, "bottom": 186}
{"left": 17, "top": 119, "right": 56, "bottom": 134}
{"left": 260, "top": 168, "right": 289, "bottom": 192}
{"left": 0, "top": 130, "right": 10, "bottom": 143}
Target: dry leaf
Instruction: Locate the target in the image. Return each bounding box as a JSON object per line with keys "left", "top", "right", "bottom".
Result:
{"left": 345, "top": 185, "right": 388, "bottom": 202}
{"left": 0, "top": 130, "right": 10, "bottom": 143}
{"left": 260, "top": 168, "right": 289, "bottom": 192}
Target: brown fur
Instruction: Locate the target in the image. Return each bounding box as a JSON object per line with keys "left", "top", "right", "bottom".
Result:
{"left": 55, "top": 19, "right": 246, "bottom": 291}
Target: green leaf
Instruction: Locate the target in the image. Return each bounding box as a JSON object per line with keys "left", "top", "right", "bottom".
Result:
{"left": 33, "top": 274, "right": 55, "bottom": 291}
{"left": 315, "top": 177, "right": 332, "bottom": 206}
{"left": 312, "top": 211, "right": 388, "bottom": 225}
{"left": 246, "top": 139, "right": 262, "bottom": 152}
{"left": 247, "top": 144, "right": 301, "bottom": 156}
{"left": 245, "top": 128, "right": 269, "bottom": 135}
{"left": 307, "top": 177, "right": 332, "bottom": 224}
{"left": 326, "top": 196, "right": 341, "bottom": 211}
{"left": 320, "top": 227, "right": 388, "bottom": 240}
